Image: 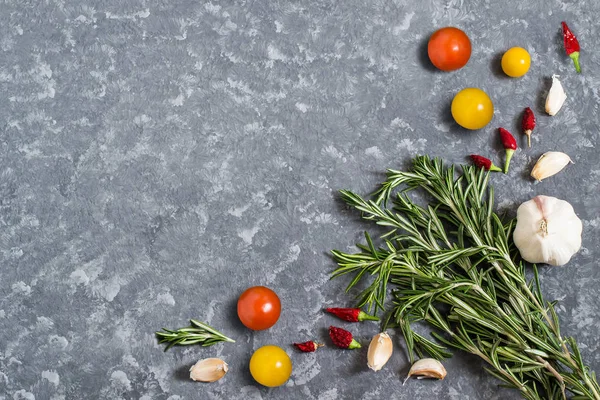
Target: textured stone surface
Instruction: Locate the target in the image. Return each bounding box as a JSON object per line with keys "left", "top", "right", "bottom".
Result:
{"left": 1, "top": 1, "right": 599, "bottom": 399}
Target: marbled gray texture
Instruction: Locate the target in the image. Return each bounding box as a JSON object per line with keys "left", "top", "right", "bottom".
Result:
{"left": 1, "top": 0, "right": 599, "bottom": 399}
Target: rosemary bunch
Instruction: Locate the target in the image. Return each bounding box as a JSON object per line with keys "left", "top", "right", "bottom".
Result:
{"left": 332, "top": 156, "right": 599, "bottom": 400}
{"left": 156, "top": 319, "right": 235, "bottom": 351}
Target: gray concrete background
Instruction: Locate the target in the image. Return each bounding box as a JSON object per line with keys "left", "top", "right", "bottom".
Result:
{"left": 1, "top": 0, "right": 599, "bottom": 399}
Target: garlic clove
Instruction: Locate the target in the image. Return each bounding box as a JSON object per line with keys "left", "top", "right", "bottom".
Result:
{"left": 403, "top": 358, "right": 447, "bottom": 385}
{"left": 530, "top": 151, "right": 573, "bottom": 182}
{"left": 189, "top": 358, "right": 229, "bottom": 382}
{"left": 367, "top": 332, "right": 393, "bottom": 371}
{"left": 545, "top": 75, "right": 567, "bottom": 116}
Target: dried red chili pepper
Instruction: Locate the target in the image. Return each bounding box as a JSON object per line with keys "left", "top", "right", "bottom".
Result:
{"left": 293, "top": 341, "right": 324, "bottom": 352}
{"left": 562, "top": 22, "right": 581, "bottom": 73}
{"left": 329, "top": 326, "right": 361, "bottom": 349}
{"left": 499, "top": 128, "right": 517, "bottom": 174}
{"left": 522, "top": 107, "right": 536, "bottom": 148}
{"left": 325, "top": 307, "right": 379, "bottom": 322}
{"left": 470, "top": 155, "right": 502, "bottom": 172}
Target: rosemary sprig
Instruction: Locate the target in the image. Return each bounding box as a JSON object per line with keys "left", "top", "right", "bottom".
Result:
{"left": 156, "top": 319, "right": 235, "bottom": 351}
{"left": 332, "top": 156, "right": 600, "bottom": 400}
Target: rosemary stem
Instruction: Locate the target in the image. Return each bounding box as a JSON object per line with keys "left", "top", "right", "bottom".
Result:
{"left": 333, "top": 156, "right": 600, "bottom": 399}
{"left": 156, "top": 320, "right": 235, "bottom": 350}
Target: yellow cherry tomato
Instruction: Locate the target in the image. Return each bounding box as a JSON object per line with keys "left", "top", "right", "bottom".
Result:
{"left": 501, "top": 47, "right": 531, "bottom": 78}
{"left": 451, "top": 88, "right": 494, "bottom": 130}
{"left": 249, "top": 345, "right": 292, "bottom": 387}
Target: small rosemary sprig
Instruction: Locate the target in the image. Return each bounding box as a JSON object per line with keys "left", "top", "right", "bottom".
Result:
{"left": 156, "top": 319, "right": 235, "bottom": 351}
{"left": 332, "top": 156, "right": 600, "bottom": 400}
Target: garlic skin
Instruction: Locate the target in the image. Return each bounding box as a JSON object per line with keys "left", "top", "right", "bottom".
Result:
{"left": 545, "top": 75, "right": 567, "bottom": 116}
{"left": 513, "top": 196, "right": 582, "bottom": 266}
{"left": 367, "top": 332, "right": 393, "bottom": 371}
{"left": 189, "top": 358, "right": 229, "bottom": 382}
{"left": 531, "top": 151, "right": 573, "bottom": 182}
{"left": 404, "top": 358, "right": 447, "bottom": 385}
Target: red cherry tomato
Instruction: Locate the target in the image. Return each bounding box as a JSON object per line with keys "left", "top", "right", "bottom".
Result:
{"left": 237, "top": 286, "right": 281, "bottom": 330}
{"left": 428, "top": 27, "right": 472, "bottom": 71}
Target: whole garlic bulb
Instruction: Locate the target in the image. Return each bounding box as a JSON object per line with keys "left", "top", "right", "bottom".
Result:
{"left": 513, "top": 196, "right": 582, "bottom": 266}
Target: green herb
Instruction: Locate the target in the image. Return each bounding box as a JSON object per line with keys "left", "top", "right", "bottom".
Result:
{"left": 332, "top": 156, "right": 599, "bottom": 400}
{"left": 156, "top": 319, "right": 235, "bottom": 351}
